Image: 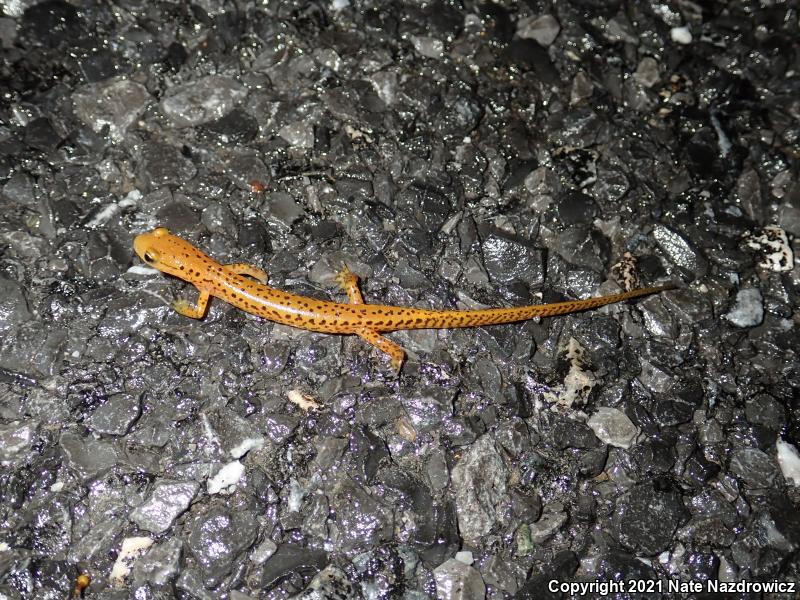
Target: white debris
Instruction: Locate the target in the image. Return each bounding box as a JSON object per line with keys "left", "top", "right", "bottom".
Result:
{"left": 86, "top": 190, "right": 142, "bottom": 228}
{"left": 745, "top": 226, "right": 794, "bottom": 273}
{"left": 287, "top": 478, "right": 306, "bottom": 512}
{"left": 229, "top": 436, "right": 264, "bottom": 459}
{"left": 724, "top": 288, "right": 764, "bottom": 328}
{"left": 670, "top": 26, "right": 692, "bottom": 45}
{"left": 542, "top": 338, "right": 597, "bottom": 408}
{"left": 287, "top": 389, "right": 321, "bottom": 411}
{"left": 611, "top": 252, "right": 640, "bottom": 291}
{"left": 776, "top": 439, "right": 800, "bottom": 486}
{"left": 207, "top": 460, "right": 245, "bottom": 494}
{"left": 455, "top": 550, "right": 474, "bottom": 565}
{"left": 109, "top": 537, "right": 153, "bottom": 588}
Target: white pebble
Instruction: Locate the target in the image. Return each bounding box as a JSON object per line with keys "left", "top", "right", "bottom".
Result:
{"left": 670, "top": 26, "right": 692, "bottom": 45}
{"left": 776, "top": 439, "right": 800, "bottom": 486}
{"left": 207, "top": 460, "right": 245, "bottom": 494}
{"left": 109, "top": 537, "right": 153, "bottom": 588}
{"left": 724, "top": 288, "right": 764, "bottom": 328}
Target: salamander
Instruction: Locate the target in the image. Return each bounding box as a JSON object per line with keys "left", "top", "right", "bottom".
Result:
{"left": 134, "top": 227, "right": 675, "bottom": 372}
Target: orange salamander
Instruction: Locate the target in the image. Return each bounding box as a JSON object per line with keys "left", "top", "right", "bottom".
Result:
{"left": 134, "top": 227, "right": 675, "bottom": 372}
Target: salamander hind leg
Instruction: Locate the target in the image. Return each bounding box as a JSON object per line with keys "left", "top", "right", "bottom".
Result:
{"left": 225, "top": 263, "right": 268, "bottom": 284}
{"left": 356, "top": 328, "right": 406, "bottom": 374}
{"left": 172, "top": 290, "right": 210, "bottom": 319}
{"left": 335, "top": 263, "right": 364, "bottom": 304}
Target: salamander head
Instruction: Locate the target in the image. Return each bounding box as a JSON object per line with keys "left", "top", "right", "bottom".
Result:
{"left": 134, "top": 227, "right": 203, "bottom": 278}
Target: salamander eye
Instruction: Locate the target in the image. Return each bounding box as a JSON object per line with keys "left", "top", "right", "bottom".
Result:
{"left": 143, "top": 250, "right": 158, "bottom": 263}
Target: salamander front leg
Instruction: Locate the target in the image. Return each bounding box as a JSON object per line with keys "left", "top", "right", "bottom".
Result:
{"left": 356, "top": 328, "right": 406, "bottom": 373}
{"left": 172, "top": 289, "right": 210, "bottom": 319}
{"left": 335, "top": 264, "right": 364, "bottom": 304}
{"left": 225, "top": 263, "right": 268, "bottom": 284}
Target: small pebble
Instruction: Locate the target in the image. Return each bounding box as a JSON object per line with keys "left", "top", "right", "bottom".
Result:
{"left": 776, "top": 439, "right": 800, "bottom": 486}
{"left": 588, "top": 406, "right": 639, "bottom": 449}
{"left": 208, "top": 460, "right": 245, "bottom": 494}
{"left": 670, "top": 26, "right": 692, "bottom": 45}
{"left": 516, "top": 14, "right": 561, "bottom": 46}
{"left": 724, "top": 288, "right": 764, "bottom": 328}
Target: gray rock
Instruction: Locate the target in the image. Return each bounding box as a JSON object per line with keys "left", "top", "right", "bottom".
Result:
{"left": 0, "top": 16, "right": 16, "bottom": 48}
{"left": 729, "top": 448, "right": 779, "bottom": 488}
{"left": 132, "top": 538, "right": 183, "bottom": 587}
{"left": 278, "top": 121, "right": 314, "bottom": 148}
{"left": 517, "top": 14, "right": 560, "bottom": 46}
{"left": 433, "top": 558, "right": 485, "bottom": 600}
{"left": 481, "top": 553, "right": 522, "bottom": 594}
{"left": 653, "top": 224, "right": 708, "bottom": 278}
{"left": 256, "top": 543, "right": 328, "bottom": 589}
{"left": 587, "top": 407, "right": 639, "bottom": 449}
{"left": 2, "top": 172, "right": 36, "bottom": 207}
{"left": 161, "top": 75, "right": 248, "bottom": 127}
{"left": 139, "top": 142, "right": 197, "bottom": 188}
{"left": 612, "top": 483, "right": 687, "bottom": 555}
{"left": 289, "top": 564, "right": 355, "bottom": 600}
{"left": 187, "top": 507, "right": 258, "bottom": 587}
{"left": 327, "top": 478, "right": 393, "bottom": 551}
{"left": 0, "top": 321, "right": 65, "bottom": 378}
{"left": 556, "top": 190, "right": 598, "bottom": 226}
{"left": 745, "top": 394, "right": 786, "bottom": 430}
{"left": 730, "top": 499, "right": 800, "bottom": 577}
{"left": 633, "top": 57, "right": 661, "bottom": 88}
{"left": 480, "top": 230, "right": 544, "bottom": 286}
{"left": 0, "top": 277, "right": 32, "bottom": 334}
{"left": 86, "top": 392, "right": 141, "bottom": 435}
{"left": 59, "top": 432, "right": 117, "bottom": 480}
{"left": 529, "top": 507, "right": 568, "bottom": 543}
{"left": 0, "top": 421, "right": 36, "bottom": 462}
{"left": 411, "top": 35, "right": 444, "bottom": 59}
{"left": 250, "top": 539, "right": 278, "bottom": 565}
{"left": 451, "top": 434, "right": 509, "bottom": 542}
{"left": 266, "top": 192, "right": 305, "bottom": 228}
{"left": 677, "top": 516, "right": 735, "bottom": 547}
{"left": 72, "top": 77, "right": 151, "bottom": 141}
{"left": 130, "top": 480, "right": 199, "bottom": 534}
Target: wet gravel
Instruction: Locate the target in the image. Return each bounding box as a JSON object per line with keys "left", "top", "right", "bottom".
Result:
{"left": 1, "top": 1, "right": 799, "bottom": 599}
